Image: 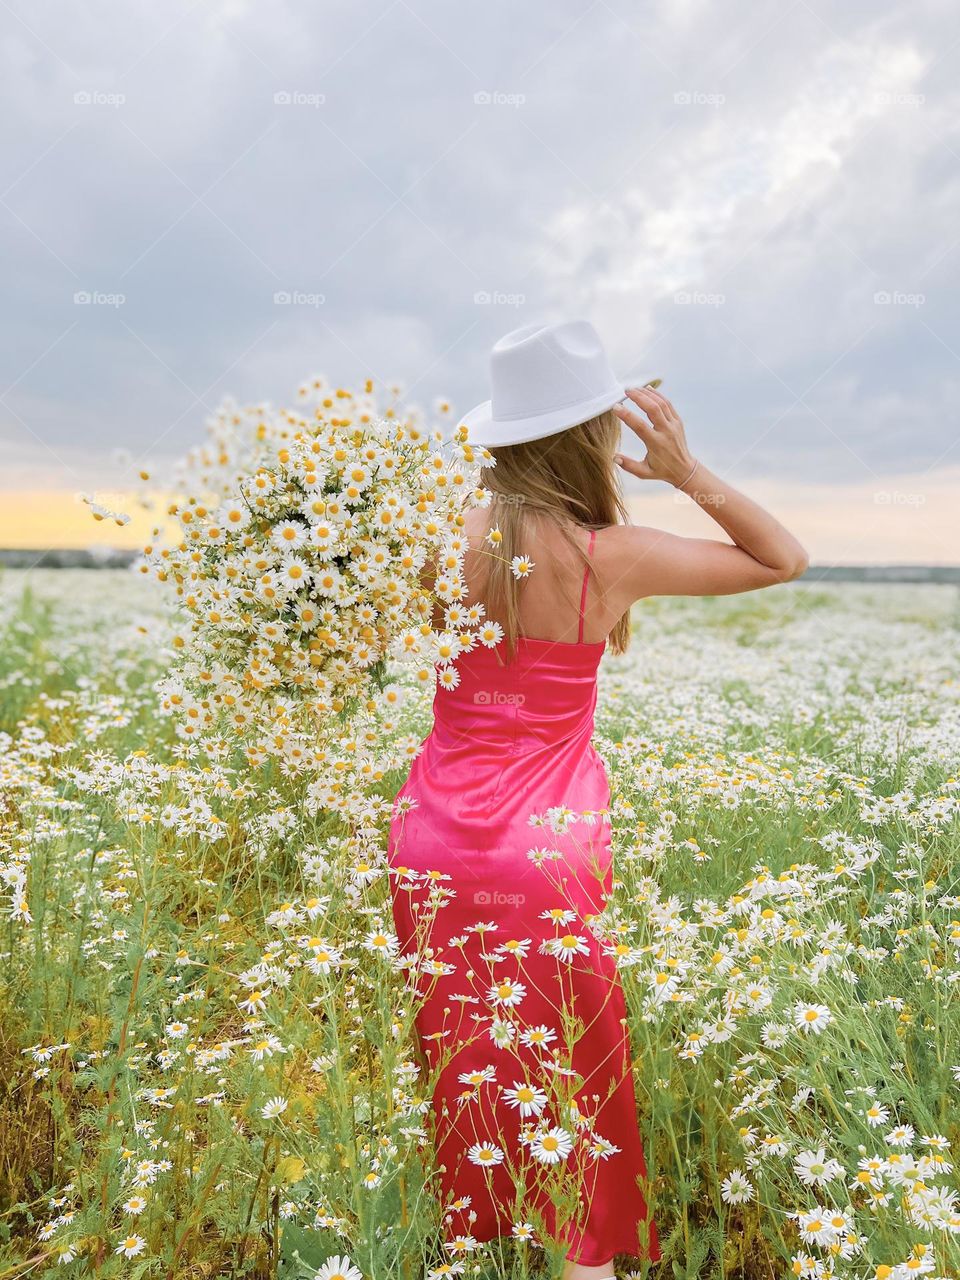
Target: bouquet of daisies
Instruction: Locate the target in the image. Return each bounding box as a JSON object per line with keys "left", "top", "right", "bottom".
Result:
{"left": 139, "top": 382, "right": 507, "bottom": 825}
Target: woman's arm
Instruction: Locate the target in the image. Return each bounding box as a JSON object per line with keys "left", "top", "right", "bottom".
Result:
{"left": 611, "top": 386, "right": 809, "bottom": 599}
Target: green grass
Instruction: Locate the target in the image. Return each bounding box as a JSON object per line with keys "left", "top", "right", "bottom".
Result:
{"left": 1, "top": 570, "right": 958, "bottom": 1279}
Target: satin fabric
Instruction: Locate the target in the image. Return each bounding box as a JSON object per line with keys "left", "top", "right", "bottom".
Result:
{"left": 386, "top": 628, "right": 660, "bottom": 1266}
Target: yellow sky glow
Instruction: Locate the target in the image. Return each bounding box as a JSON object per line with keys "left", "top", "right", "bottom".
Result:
{"left": 0, "top": 469, "right": 957, "bottom": 563}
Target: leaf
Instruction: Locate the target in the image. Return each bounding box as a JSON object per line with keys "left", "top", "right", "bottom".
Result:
{"left": 273, "top": 1155, "right": 307, "bottom": 1186}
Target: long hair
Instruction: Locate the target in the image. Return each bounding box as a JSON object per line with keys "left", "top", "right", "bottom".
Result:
{"left": 472, "top": 408, "right": 632, "bottom": 663}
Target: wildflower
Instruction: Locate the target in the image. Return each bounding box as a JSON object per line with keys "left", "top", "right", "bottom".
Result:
{"left": 530, "top": 1127, "right": 573, "bottom": 1164}
{"left": 467, "top": 1141, "right": 505, "bottom": 1167}
{"left": 794, "top": 1147, "right": 844, "bottom": 1186}
{"left": 114, "top": 1235, "right": 146, "bottom": 1258}
{"left": 720, "top": 1169, "right": 754, "bottom": 1204}
{"left": 793, "top": 1002, "right": 832, "bottom": 1034}
{"left": 502, "top": 1081, "right": 548, "bottom": 1118}
{"left": 314, "top": 1256, "right": 364, "bottom": 1280}
{"left": 261, "top": 1096, "right": 288, "bottom": 1119}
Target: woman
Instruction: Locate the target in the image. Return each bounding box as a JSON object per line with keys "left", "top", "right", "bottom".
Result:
{"left": 386, "top": 321, "right": 808, "bottom": 1276}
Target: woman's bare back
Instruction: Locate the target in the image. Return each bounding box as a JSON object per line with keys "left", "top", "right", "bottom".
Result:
{"left": 461, "top": 506, "right": 623, "bottom": 645}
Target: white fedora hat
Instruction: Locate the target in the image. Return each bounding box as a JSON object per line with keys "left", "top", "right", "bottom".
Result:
{"left": 460, "top": 319, "right": 627, "bottom": 448}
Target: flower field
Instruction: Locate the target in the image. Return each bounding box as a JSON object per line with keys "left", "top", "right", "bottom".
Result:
{"left": 1, "top": 568, "right": 959, "bottom": 1279}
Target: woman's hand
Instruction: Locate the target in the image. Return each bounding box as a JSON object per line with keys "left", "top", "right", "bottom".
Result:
{"left": 612, "top": 386, "right": 698, "bottom": 487}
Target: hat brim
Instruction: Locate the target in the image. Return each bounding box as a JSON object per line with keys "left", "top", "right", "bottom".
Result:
{"left": 460, "top": 383, "right": 628, "bottom": 449}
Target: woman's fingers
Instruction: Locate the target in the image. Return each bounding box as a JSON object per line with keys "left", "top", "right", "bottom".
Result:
{"left": 614, "top": 451, "right": 655, "bottom": 480}
{"left": 643, "top": 386, "right": 679, "bottom": 420}
{"left": 624, "top": 386, "right": 672, "bottom": 429}
{"left": 612, "top": 400, "right": 656, "bottom": 445}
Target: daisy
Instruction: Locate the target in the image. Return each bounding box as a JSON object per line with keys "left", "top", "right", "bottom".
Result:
{"left": 520, "top": 1024, "right": 557, "bottom": 1049}
{"left": 510, "top": 555, "right": 535, "bottom": 578}
{"left": 443, "top": 1236, "right": 480, "bottom": 1255}
{"left": 885, "top": 1123, "right": 916, "bottom": 1148}
{"left": 864, "top": 1101, "right": 890, "bottom": 1127}
{"left": 458, "top": 1065, "right": 498, "bottom": 1088}
{"left": 307, "top": 522, "right": 341, "bottom": 554}
{"left": 279, "top": 555, "right": 310, "bottom": 586}
{"left": 467, "top": 1141, "right": 505, "bottom": 1167}
{"left": 114, "top": 1235, "right": 146, "bottom": 1258}
{"left": 271, "top": 521, "right": 307, "bottom": 550}
{"left": 488, "top": 978, "right": 527, "bottom": 1007}
{"left": 476, "top": 621, "right": 505, "bottom": 648}
{"left": 122, "top": 1196, "right": 148, "bottom": 1214}
{"left": 502, "top": 1081, "right": 548, "bottom": 1117}
{"left": 545, "top": 933, "right": 590, "bottom": 963}
{"left": 497, "top": 937, "right": 532, "bottom": 958}
{"left": 793, "top": 1002, "right": 832, "bottom": 1034}
{"left": 794, "top": 1147, "right": 844, "bottom": 1186}
{"left": 314, "top": 1255, "right": 364, "bottom": 1280}
{"left": 794, "top": 1207, "right": 835, "bottom": 1247}
{"left": 248, "top": 1034, "right": 286, "bottom": 1061}
{"left": 427, "top": 1264, "right": 467, "bottom": 1278}
{"left": 261, "top": 1096, "right": 288, "bottom": 1119}
{"left": 363, "top": 929, "right": 398, "bottom": 957}
{"left": 531, "top": 1127, "right": 573, "bottom": 1164}
{"left": 587, "top": 1135, "right": 623, "bottom": 1160}
{"left": 720, "top": 1168, "right": 754, "bottom": 1204}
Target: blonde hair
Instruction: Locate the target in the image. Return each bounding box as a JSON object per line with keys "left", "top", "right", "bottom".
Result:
{"left": 473, "top": 408, "right": 632, "bottom": 663}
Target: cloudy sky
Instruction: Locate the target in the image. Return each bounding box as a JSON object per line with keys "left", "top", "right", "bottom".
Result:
{"left": 2, "top": 0, "right": 958, "bottom": 559}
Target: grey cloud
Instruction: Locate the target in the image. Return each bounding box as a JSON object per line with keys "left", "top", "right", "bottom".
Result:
{"left": 0, "top": 0, "right": 957, "bottom": 492}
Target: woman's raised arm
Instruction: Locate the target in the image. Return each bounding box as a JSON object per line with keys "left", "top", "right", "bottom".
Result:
{"left": 611, "top": 386, "right": 809, "bottom": 599}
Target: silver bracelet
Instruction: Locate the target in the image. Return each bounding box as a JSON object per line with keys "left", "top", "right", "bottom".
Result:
{"left": 676, "top": 457, "right": 700, "bottom": 488}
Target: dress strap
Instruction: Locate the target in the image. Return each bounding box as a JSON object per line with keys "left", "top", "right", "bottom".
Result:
{"left": 577, "top": 528, "right": 597, "bottom": 644}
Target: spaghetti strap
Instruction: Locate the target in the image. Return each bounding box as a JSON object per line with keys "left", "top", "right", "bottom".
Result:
{"left": 577, "top": 528, "right": 597, "bottom": 644}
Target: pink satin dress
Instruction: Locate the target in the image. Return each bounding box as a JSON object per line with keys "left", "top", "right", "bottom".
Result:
{"left": 387, "top": 528, "right": 660, "bottom": 1266}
